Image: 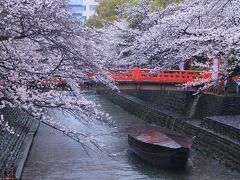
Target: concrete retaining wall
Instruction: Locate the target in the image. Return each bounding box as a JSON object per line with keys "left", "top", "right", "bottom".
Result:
{"left": 123, "top": 90, "right": 240, "bottom": 118}
{"left": 124, "top": 90, "right": 192, "bottom": 114}
{"left": 0, "top": 108, "right": 32, "bottom": 166}
{"left": 195, "top": 94, "right": 240, "bottom": 118}
{"left": 0, "top": 108, "right": 39, "bottom": 179}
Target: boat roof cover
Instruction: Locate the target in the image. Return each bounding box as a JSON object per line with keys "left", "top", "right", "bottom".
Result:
{"left": 133, "top": 130, "right": 182, "bottom": 149}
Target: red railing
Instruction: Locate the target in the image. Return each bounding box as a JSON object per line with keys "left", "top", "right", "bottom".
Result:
{"left": 109, "top": 68, "right": 211, "bottom": 83}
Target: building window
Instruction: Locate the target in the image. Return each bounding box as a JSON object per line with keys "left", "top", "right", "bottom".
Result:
{"left": 69, "top": 0, "right": 83, "bottom": 4}
{"left": 89, "top": 5, "right": 97, "bottom": 11}
{"left": 69, "top": 5, "right": 86, "bottom": 11}
{"left": 81, "top": 16, "right": 86, "bottom": 21}
{"left": 72, "top": 13, "right": 82, "bottom": 16}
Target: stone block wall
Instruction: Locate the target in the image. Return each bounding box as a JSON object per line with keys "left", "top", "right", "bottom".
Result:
{"left": 122, "top": 90, "right": 240, "bottom": 118}
{"left": 195, "top": 94, "right": 240, "bottom": 118}
{"left": 200, "top": 116, "right": 240, "bottom": 143}
{"left": 0, "top": 108, "right": 33, "bottom": 169}
{"left": 123, "top": 90, "right": 194, "bottom": 114}
{"left": 172, "top": 120, "right": 240, "bottom": 170}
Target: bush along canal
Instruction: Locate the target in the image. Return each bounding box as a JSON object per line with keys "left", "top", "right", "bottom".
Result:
{"left": 21, "top": 91, "right": 240, "bottom": 179}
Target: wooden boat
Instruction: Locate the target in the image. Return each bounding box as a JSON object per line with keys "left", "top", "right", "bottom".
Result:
{"left": 128, "top": 127, "right": 192, "bottom": 169}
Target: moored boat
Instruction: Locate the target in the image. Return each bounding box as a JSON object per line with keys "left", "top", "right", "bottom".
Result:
{"left": 128, "top": 127, "right": 192, "bottom": 169}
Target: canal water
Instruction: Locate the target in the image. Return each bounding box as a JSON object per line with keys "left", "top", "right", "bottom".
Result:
{"left": 22, "top": 91, "right": 240, "bottom": 180}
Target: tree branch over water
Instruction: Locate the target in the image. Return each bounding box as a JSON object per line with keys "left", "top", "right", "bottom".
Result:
{"left": 0, "top": 0, "right": 115, "bottom": 134}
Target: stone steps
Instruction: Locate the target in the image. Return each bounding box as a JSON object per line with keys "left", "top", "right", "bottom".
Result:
{"left": 200, "top": 116, "right": 240, "bottom": 143}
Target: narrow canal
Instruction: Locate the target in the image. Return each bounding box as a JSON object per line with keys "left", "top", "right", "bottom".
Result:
{"left": 22, "top": 91, "right": 240, "bottom": 180}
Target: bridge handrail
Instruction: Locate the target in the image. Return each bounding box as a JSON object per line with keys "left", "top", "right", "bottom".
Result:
{"left": 109, "top": 68, "right": 211, "bottom": 83}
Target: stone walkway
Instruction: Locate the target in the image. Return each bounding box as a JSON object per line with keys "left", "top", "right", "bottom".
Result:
{"left": 209, "top": 115, "right": 240, "bottom": 129}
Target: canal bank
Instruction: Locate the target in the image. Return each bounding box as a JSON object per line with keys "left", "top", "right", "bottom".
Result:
{"left": 0, "top": 108, "right": 39, "bottom": 179}
{"left": 99, "top": 90, "right": 240, "bottom": 172}
{"left": 22, "top": 91, "right": 240, "bottom": 179}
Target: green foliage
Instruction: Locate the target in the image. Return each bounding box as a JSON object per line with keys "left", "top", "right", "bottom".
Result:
{"left": 85, "top": 0, "right": 129, "bottom": 28}
{"left": 85, "top": 15, "right": 105, "bottom": 28}
{"left": 153, "top": 0, "right": 180, "bottom": 7}
{"left": 85, "top": 0, "right": 181, "bottom": 28}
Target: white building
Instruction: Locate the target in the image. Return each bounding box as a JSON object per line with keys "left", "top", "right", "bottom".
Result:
{"left": 69, "top": 0, "right": 100, "bottom": 21}
{"left": 83, "top": 0, "right": 100, "bottom": 20}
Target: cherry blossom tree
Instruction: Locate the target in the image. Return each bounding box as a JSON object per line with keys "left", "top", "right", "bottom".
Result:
{"left": 100, "top": 0, "right": 240, "bottom": 88}
{"left": 0, "top": 0, "right": 115, "bottom": 137}
{"left": 95, "top": 20, "right": 139, "bottom": 67}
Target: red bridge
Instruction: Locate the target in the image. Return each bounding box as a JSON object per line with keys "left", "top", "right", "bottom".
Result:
{"left": 0, "top": 68, "right": 211, "bottom": 88}
{"left": 1, "top": 68, "right": 224, "bottom": 93}
{"left": 109, "top": 68, "right": 211, "bottom": 83}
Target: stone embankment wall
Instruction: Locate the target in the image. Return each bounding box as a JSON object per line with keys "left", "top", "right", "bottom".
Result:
{"left": 99, "top": 90, "right": 240, "bottom": 171}
{"left": 0, "top": 107, "right": 38, "bottom": 179}
{"left": 124, "top": 90, "right": 240, "bottom": 118}
{"left": 125, "top": 90, "right": 192, "bottom": 114}
{"left": 195, "top": 94, "right": 240, "bottom": 118}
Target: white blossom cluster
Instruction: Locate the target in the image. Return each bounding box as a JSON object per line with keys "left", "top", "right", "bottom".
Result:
{"left": 0, "top": 114, "right": 15, "bottom": 134}
{"left": 0, "top": 0, "right": 115, "bottom": 132}
{"left": 100, "top": 0, "right": 240, "bottom": 81}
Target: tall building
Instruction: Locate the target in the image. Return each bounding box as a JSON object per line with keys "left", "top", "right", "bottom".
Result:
{"left": 69, "top": 0, "right": 99, "bottom": 21}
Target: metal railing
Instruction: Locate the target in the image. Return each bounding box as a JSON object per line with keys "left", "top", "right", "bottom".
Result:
{"left": 109, "top": 68, "right": 211, "bottom": 83}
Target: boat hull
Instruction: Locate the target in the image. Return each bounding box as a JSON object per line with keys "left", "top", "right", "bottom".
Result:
{"left": 128, "top": 134, "right": 190, "bottom": 169}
